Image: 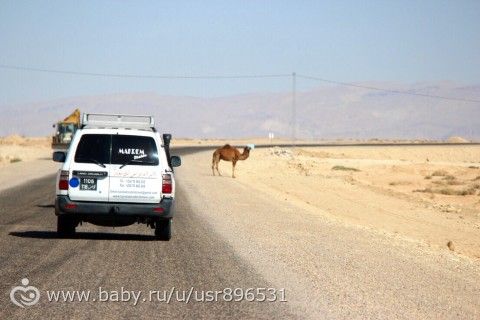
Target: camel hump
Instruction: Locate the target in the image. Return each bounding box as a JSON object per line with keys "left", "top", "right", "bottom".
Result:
{"left": 222, "top": 144, "right": 232, "bottom": 149}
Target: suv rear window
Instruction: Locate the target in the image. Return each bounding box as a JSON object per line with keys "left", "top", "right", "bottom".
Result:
{"left": 74, "top": 134, "right": 159, "bottom": 166}
{"left": 74, "top": 134, "right": 110, "bottom": 165}
{"left": 111, "top": 135, "right": 159, "bottom": 165}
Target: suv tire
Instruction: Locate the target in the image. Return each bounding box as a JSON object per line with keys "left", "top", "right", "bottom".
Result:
{"left": 57, "top": 215, "right": 76, "bottom": 237}
{"left": 155, "top": 219, "right": 171, "bottom": 241}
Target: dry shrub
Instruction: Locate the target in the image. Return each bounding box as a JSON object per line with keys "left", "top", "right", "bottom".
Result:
{"left": 389, "top": 181, "right": 412, "bottom": 186}
{"left": 414, "top": 187, "right": 476, "bottom": 196}
{"left": 413, "top": 188, "right": 433, "bottom": 193}
{"left": 446, "top": 179, "right": 464, "bottom": 186}
{"left": 437, "top": 188, "right": 458, "bottom": 195}
{"left": 439, "top": 188, "right": 476, "bottom": 196}
{"left": 332, "top": 165, "right": 360, "bottom": 172}
{"left": 459, "top": 188, "right": 476, "bottom": 196}
{"left": 432, "top": 170, "right": 449, "bottom": 177}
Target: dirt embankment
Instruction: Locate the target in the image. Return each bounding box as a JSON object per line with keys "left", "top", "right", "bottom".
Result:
{"left": 0, "top": 135, "right": 51, "bottom": 165}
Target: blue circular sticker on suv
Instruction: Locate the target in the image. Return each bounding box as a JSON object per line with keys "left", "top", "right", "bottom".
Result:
{"left": 69, "top": 177, "right": 79, "bottom": 188}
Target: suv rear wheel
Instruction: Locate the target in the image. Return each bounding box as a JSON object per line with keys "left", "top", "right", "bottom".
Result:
{"left": 57, "top": 215, "right": 76, "bottom": 237}
{"left": 155, "top": 219, "right": 171, "bottom": 241}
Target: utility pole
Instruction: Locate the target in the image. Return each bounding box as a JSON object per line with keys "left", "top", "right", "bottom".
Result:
{"left": 291, "top": 72, "right": 296, "bottom": 148}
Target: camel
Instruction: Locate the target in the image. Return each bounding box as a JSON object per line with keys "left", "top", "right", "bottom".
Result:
{"left": 212, "top": 144, "right": 251, "bottom": 178}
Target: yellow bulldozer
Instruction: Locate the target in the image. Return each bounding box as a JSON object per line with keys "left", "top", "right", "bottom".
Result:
{"left": 51, "top": 109, "right": 81, "bottom": 152}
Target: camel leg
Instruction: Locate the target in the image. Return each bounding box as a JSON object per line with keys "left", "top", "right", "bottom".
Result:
{"left": 232, "top": 160, "right": 237, "bottom": 178}
{"left": 216, "top": 159, "right": 222, "bottom": 176}
{"left": 212, "top": 154, "right": 222, "bottom": 176}
{"left": 211, "top": 155, "right": 216, "bottom": 176}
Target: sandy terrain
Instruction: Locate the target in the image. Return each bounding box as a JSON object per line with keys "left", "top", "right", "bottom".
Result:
{"left": 0, "top": 135, "right": 59, "bottom": 192}
{"left": 0, "top": 135, "right": 51, "bottom": 164}
{"left": 224, "top": 145, "right": 480, "bottom": 260}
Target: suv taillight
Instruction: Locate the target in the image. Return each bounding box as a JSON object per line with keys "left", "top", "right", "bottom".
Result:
{"left": 162, "top": 174, "right": 172, "bottom": 194}
{"left": 59, "top": 170, "right": 69, "bottom": 190}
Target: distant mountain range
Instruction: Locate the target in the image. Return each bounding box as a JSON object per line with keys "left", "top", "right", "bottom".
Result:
{"left": 1, "top": 82, "right": 479, "bottom": 140}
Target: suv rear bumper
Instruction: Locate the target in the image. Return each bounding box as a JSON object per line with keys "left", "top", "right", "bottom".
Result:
{"left": 55, "top": 195, "right": 174, "bottom": 226}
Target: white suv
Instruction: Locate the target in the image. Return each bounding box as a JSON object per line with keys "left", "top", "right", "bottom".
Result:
{"left": 53, "top": 113, "right": 181, "bottom": 240}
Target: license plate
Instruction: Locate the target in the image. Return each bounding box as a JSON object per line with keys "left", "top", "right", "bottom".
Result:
{"left": 80, "top": 178, "right": 97, "bottom": 191}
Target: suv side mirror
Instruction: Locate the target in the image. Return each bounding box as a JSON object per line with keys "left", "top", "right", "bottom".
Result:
{"left": 162, "top": 133, "right": 172, "bottom": 146}
{"left": 53, "top": 151, "right": 66, "bottom": 163}
{"left": 170, "top": 155, "right": 181, "bottom": 167}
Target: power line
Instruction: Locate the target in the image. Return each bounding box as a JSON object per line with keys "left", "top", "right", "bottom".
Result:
{"left": 1, "top": 63, "right": 478, "bottom": 103}
{"left": 0, "top": 64, "right": 290, "bottom": 79}
{"left": 297, "top": 74, "right": 480, "bottom": 103}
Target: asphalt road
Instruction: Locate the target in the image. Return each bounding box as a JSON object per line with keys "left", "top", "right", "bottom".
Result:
{"left": 1, "top": 147, "right": 479, "bottom": 319}
{"left": 0, "top": 180, "right": 293, "bottom": 319}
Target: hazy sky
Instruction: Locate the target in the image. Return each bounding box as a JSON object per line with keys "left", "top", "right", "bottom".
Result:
{"left": 1, "top": 0, "right": 479, "bottom": 105}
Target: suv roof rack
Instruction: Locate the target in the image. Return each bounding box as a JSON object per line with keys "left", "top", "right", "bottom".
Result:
{"left": 81, "top": 113, "right": 155, "bottom": 131}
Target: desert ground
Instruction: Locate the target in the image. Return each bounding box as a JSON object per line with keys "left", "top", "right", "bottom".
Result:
{"left": 0, "top": 135, "right": 51, "bottom": 164}
{"left": 1, "top": 136, "right": 479, "bottom": 259}
{"left": 232, "top": 145, "right": 480, "bottom": 260}
{"left": 0, "top": 136, "right": 57, "bottom": 192}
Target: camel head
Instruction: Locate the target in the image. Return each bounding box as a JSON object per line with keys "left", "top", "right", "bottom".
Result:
{"left": 239, "top": 146, "right": 251, "bottom": 160}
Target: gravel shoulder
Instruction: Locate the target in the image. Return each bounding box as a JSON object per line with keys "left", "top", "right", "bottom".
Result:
{"left": 0, "top": 159, "right": 59, "bottom": 193}
{"left": 0, "top": 136, "right": 59, "bottom": 192}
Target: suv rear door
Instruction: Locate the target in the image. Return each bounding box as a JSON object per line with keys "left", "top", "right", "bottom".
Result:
{"left": 68, "top": 134, "right": 111, "bottom": 202}
{"left": 108, "top": 135, "right": 162, "bottom": 204}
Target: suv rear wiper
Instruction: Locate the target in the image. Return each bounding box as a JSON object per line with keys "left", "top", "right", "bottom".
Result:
{"left": 76, "top": 157, "right": 106, "bottom": 168}
{"left": 119, "top": 158, "right": 156, "bottom": 169}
